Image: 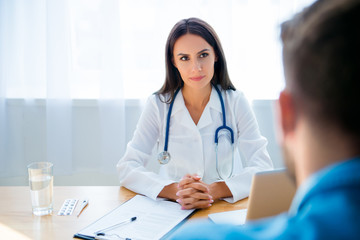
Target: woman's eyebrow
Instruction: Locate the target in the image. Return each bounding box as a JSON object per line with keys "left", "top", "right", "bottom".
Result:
{"left": 176, "top": 49, "right": 210, "bottom": 56}
{"left": 198, "top": 48, "right": 210, "bottom": 54}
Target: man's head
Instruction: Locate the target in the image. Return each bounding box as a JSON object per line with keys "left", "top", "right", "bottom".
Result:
{"left": 279, "top": 0, "right": 360, "bottom": 183}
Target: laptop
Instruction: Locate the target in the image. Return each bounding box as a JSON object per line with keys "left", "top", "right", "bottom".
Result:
{"left": 208, "top": 169, "right": 296, "bottom": 224}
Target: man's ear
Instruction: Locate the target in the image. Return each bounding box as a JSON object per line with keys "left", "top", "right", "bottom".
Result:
{"left": 279, "top": 90, "right": 297, "bottom": 135}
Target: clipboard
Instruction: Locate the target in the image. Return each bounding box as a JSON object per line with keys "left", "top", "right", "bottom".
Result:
{"left": 74, "top": 195, "right": 195, "bottom": 240}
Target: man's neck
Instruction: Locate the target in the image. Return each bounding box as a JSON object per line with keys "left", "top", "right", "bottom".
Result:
{"left": 295, "top": 119, "right": 358, "bottom": 185}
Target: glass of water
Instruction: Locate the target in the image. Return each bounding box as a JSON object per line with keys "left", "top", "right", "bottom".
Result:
{"left": 27, "top": 162, "right": 54, "bottom": 216}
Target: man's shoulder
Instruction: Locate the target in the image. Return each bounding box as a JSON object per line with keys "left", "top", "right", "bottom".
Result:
{"left": 294, "top": 159, "right": 360, "bottom": 238}
{"left": 293, "top": 187, "right": 360, "bottom": 239}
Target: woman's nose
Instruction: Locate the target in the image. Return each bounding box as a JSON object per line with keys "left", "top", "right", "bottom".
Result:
{"left": 192, "top": 60, "right": 202, "bottom": 72}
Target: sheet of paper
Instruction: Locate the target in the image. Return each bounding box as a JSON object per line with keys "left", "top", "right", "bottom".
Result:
{"left": 75, "top": 195, "right": 194, "bottom": 240}
{"left": 208, "top": 209, "right": 247, "bottom": 225}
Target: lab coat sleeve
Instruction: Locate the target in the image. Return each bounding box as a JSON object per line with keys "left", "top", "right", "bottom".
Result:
{"left": 116, "top": 96, "right": 175, "bottom": 200}
{"left": 223, "top": 92, "right": 273, "bottom": 203}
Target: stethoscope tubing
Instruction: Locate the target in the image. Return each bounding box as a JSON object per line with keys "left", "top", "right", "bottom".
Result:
{"left": 160, "top": 83, "right": 235, "bottom": 180}
{"left": 164, "top": 87, "right": 181, "bottom": 152}
{"left": 213, "top": 85, "right": 234, "bottom": 144}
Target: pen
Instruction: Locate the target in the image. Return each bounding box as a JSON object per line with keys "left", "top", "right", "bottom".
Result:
{"left": 77, "top": 199, "right": 89, "bottom": 217}
{"left": 95, "top": 237, "right": 132, "bottom": 240}
{"left": 94, "top": 216, "right": 137, "bottom": 235}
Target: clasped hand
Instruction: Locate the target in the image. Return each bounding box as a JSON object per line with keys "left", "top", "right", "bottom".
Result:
{"left": 175, "top": 174, "right": 214, "bottom": 210}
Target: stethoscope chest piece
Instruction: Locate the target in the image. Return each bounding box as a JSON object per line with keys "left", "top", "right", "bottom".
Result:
{"left": 158, "top": 151, "right": 171, "bottom": 165}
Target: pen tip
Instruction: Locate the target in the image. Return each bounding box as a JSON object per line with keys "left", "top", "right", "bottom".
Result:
{"left": 131, "top": 217, "right": 137, "bottom": 221}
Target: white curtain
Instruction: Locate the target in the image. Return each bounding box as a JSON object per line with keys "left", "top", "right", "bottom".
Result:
{"left": 0, "top": 0, "right": 314, "bottom": 180}
{"left": 0, "top": 0, "right": 125, "bottom": 178}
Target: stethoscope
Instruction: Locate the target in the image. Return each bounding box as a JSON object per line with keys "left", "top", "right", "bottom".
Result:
{"left": 157, "top": 84, "right": 235, "bottom": 180}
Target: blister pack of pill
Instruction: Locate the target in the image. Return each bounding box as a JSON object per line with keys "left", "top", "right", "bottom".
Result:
{"left": 57, "top": 199, "right": 78, "bottom": 216}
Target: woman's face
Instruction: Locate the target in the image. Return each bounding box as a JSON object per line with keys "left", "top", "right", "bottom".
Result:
{"left": 173, "top": 34, "right": 217, "bottom": 91}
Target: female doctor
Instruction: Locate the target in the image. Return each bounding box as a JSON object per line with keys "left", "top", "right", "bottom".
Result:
{"left": 117, "top": 18, "right": 273, "bottom": 210}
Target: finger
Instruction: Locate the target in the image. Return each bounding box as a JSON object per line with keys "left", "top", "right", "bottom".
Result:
{"left": 176, "top": 188, "right": 213, "bottom": 202}
{"left": 178, "top": 177, "right": 198, "bottom": 189}
{"left": 176, "top": 197, "right": 195, "bottom": 206}
{"left": 187, "top": 175, "right": 206, "bottom": 186}
{"left": 181, "top": 174, "right": 192, "bottom": 180}
{"left": 177, "top": 196, "right": 212, "bottom": 206}
{"left": 181, "top": 192, "right": 212, "bottom": 202}
{"left": 178, "top": 174, "right": 203, "bottom": 188}
{"left": 176, "top": 188, "right": 198, "bottom": 198}
{"left": 180, "top": 199, "right": 214, "bottom": 210}
{"left": 191, "top": 174, "right": 201, "bottom": 181}
{"left": 182, "top": 182, "right": 209, "bottom": 193}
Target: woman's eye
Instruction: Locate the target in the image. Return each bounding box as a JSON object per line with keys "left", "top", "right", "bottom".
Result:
{"left": 180, "top": 56, "right": 189, "bottom": 61}
{"left": 200, "top": 53, "right": 209, "bottom": 58}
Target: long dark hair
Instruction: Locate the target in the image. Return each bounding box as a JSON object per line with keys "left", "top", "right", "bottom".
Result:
{"left": 157, "top": 17, "right": 235, "bottom": 103}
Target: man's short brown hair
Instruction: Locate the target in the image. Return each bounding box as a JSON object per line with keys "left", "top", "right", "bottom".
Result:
{"left": 281, "top": 0, "right": 360, "bottom": 142}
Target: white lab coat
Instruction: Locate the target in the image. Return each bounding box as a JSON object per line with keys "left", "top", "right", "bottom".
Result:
{"left": 117, "top": 85, "right": 273, "bottom": 203}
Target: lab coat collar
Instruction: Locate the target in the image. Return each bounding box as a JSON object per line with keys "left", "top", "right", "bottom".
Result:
{"left": 171, "top": 86, "right": 223, "bottom": 115}
{"left": 170, "top": 86, "right": 223, "bottom": 130}
{"left": 169, "top": 89, "right": 185, "bottom": 116}
{"left": 170, "top": 90, "right": 195, "bottom": 130}
{"left": 208, "top": 85, "right": 223, "bottom": 113}
{"left": 196, "top": 86, "right": 223, "bottom": 129}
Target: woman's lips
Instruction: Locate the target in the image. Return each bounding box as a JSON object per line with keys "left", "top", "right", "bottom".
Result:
{"left": 189, "top": 76, "right": 205, "bottom": 81}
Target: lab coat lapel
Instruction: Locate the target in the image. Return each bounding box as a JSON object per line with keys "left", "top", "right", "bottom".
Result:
{"left": 197, "top": 86, "right": 222, "bottom": 130}
{"left": 170, "top": 90, "right": 197, "bottom": 131}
